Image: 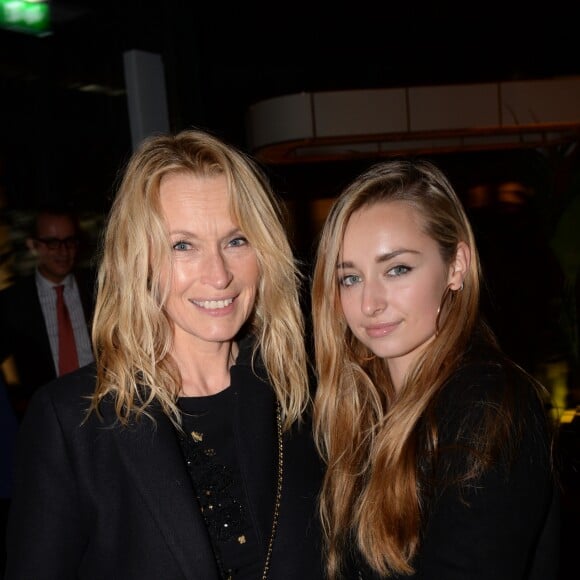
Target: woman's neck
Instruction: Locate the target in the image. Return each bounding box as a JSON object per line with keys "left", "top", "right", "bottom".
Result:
{"left": 172, "top": 340, "right": 238, "bottom": 397}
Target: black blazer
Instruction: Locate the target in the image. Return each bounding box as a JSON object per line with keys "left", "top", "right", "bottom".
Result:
{"left": 6, "top": 355, "right": 325, "bottom": 579}
{"left": 0, "top": 269, "right": 96, "bottom": 400}
{"left": 353, "top": 347, "right": 560, "bottom": 579}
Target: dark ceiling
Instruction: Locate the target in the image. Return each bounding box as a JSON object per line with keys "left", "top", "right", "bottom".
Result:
{"left": 1, "top": 0, "right": 579, "bottom": 212}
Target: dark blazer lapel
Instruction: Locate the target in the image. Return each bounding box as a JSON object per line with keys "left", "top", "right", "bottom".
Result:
{"left": 22, "top": 277, "right": 55, "bottom": 371}
{"left": 113, "top": 404, "right": 221, "bottom": 580}
{"left": 231, "top": 362, "right": 277, "bottom": 547}
{"left": 230, "top": 351, "right": 325, "bottom": 579}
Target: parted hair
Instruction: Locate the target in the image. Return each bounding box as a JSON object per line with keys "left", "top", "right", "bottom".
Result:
{"left": 89, "top": 128, "right": 309, "bottom": 430}
{"left": 312, "top": 159, "right": 499, "bottom": 577}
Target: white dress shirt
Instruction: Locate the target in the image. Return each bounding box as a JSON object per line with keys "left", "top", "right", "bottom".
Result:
{"left": 35, "top": 270, "right": 94, "bottom": 375}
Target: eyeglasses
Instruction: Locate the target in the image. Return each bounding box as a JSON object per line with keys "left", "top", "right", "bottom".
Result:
{"left": 34, "top": 236, "right": 80, "bottom": 250}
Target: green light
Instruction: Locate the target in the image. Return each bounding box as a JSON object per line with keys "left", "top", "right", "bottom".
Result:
{"left": 0, "top": 0, "right": 51, "bottom": 36}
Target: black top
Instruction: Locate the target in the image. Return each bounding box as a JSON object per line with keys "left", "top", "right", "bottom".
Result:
{"left": 177, "top": 388, "right": 264, "bottom": 579}
{"left": 351, "top": 343, "right": 559, "bottom": 579}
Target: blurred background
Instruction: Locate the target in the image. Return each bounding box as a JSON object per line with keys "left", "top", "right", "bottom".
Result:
{"left": 1, "top": 1, "right": 579, "bottom": 576}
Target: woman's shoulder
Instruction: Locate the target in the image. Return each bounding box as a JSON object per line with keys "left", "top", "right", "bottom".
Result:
{"left": 428, "top": 343, "right": 554, "bottom": 486}
{"left": 437, "top": 343, "right": 550, "bottom": 434}
{"left": 441, "top": 351, "right": 505, "bottom": 407}
{"left": 446, "top": 343, "right": 540, "bottom": 402}
{"left": 41, "top": 362, "right": 97, "bottom": 398}
{"left": 24, "top": 363, "right": 99, "bottom": 427}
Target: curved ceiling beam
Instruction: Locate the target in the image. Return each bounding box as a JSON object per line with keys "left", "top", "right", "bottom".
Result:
{"left": 246, "top": 77, "right": 580, "bottom": 164}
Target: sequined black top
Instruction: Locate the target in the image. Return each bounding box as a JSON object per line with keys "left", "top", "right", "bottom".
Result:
{"left": 177, "top": 387, "right": 264, "bottom": 580}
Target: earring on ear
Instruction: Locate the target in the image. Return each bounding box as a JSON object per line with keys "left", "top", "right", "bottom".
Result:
{"left": 458, "top": 282, "right": 464, "bottom": 291}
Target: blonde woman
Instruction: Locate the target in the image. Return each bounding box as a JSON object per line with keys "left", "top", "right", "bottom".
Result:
{"left": 6, "top": 129, "right": 324, "bottom": 579}
{"left": 311, "top": 160, "right": 559, "bottom": 579}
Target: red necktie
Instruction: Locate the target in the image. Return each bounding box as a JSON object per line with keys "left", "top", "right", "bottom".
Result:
{"left": 55, "top": 284, "right": 79, "bottom": 376}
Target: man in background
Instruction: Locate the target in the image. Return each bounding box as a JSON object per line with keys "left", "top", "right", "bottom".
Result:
{"left": 0, "top": 204, "right": 96, "bottom": 420}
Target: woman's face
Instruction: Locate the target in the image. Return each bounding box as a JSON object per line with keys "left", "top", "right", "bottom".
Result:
{"left": 338, "top": 200, "right": 457, "bottom": 387}
{"left": 159, "top": 172, "right": 260, "bottom": 349}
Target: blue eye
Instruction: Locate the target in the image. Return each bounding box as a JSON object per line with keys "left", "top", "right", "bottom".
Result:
{"left": 173, "top": 241, "right": 190, "bottom": 251}
{"left": 388, "top": 265, "right": 411, "bottom": 277}
{"left": 228, "top": 236, "right": 248, "bottom": 247}
{"left": 339, "top": 274, "right": 361, "bottom": 288}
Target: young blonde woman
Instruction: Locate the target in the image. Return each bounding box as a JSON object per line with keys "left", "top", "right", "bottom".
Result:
{"left": 6, "top": 129, "right": 324, "bottom": 580}
{"left": 311, "top": 159, "right": 559, "bottom": 579}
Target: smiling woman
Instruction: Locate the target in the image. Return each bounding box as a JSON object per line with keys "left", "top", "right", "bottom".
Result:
{"left": 158, "top": 172, "right": 260, "bottom": 394}
{"left": 337, "top": 200, "right": 468, "bottom": 389}
{"left": 5, "top": 128, "right": 325, "bottom": 580}
{"left": 311, "top": 159, "right": 560, "bottom": 579}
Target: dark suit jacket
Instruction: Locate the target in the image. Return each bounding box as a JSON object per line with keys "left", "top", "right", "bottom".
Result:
{"left": 0, "top": 269, "right": 96, "bottom": 403}
{"left": 6, "top": 352, "right": 325, "bottom": 579}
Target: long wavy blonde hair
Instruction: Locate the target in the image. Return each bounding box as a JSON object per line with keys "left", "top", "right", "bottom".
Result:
{"left": 88, "top": 129, "right": 309, "bottom": 430}
{"left": 312, "top": 159, "right": 490, "bottom": 577}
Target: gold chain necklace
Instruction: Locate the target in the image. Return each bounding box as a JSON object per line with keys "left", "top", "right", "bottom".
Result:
{"left": 261, "top": 401, "right": 283, "bottom": 580}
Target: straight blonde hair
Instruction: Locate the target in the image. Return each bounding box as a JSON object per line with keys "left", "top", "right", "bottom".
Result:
{"left": 312, "top": 159, "right": 500, "bottom": 577}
